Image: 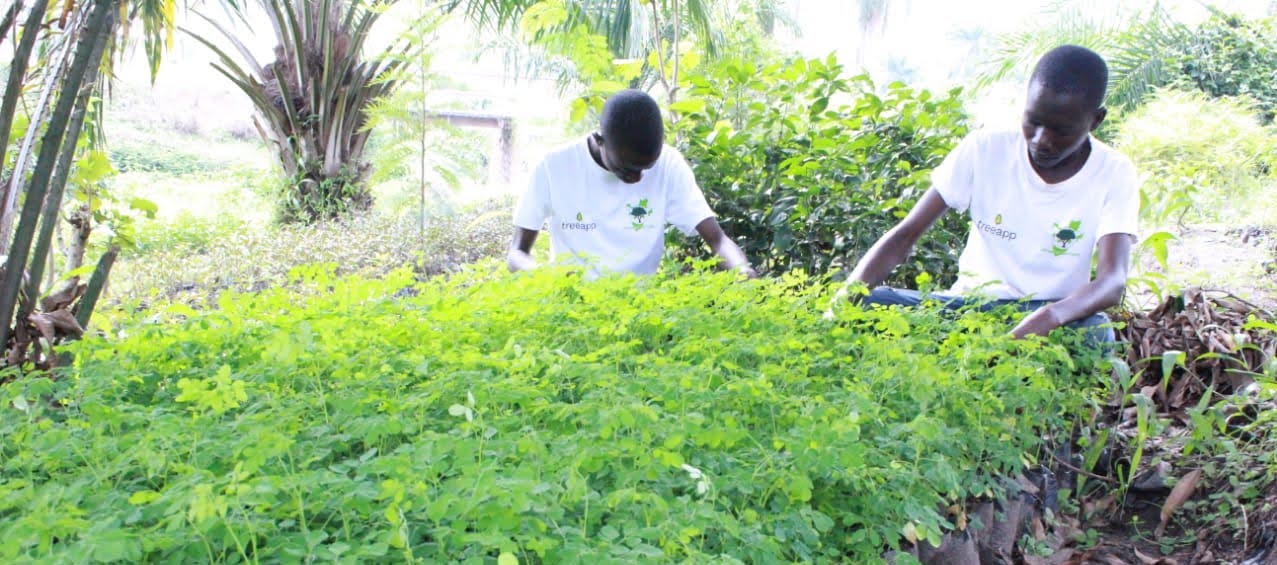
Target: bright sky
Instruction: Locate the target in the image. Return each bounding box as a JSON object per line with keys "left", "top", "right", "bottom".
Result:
{"left": 787, "top": 0, "right": 1273, "bottom": 90}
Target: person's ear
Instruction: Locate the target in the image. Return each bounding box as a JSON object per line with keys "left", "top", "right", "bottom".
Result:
{"left": 1091, "top": 107, "right": 1108, "bottom": 132}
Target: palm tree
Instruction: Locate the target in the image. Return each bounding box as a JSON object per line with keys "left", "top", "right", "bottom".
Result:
{"left": 446, "top": 0, "right": 726, "bottom": 107}
{"left": 0, "top": 0, "right": 179, "bottom": 367}
{"left": 189, "top": 0, "right": 414, "bottom": 223}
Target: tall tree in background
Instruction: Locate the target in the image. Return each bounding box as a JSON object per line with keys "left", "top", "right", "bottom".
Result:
{"left": 190, "top": 0, "right": 413, "bottom": 223}
{"left": 447, "top": 0, "right": 725, "bottom": 116}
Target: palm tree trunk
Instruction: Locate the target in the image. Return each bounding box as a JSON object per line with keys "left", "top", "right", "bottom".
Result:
{"left": 0, "top": 0, "right": 51, "bottom": 199}
{"left": 0, "top": 1, "right": 22, "bottom": 47}
{"left": 1, "top": 23, "right": 77, "bottom": 255}
{"left": 0, "top": 0, "right": 114, "bottom": 354}
{"left": 73, "top": 244, "right": 116, "bottom": 330}
{"left": 25, "top": 3, "right": 114, "bottom": 304}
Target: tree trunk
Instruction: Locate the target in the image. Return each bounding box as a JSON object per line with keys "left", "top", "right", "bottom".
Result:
{"left": 0, "top": 0, "right": 113, "bottom": 353}
{"left": 25, "top": 5, "right": 113, "bottom": 304}
{"left": 1, "top": 10, "right": 77, "bottom": 254}
{"left": 63, "top": 204, "right": 91, "bottom": 274}
{"left": 0, "top": 1, "right": 22, "bottom": 48}
{"left": 0, "top": 0, "right": 51, "bottom": 200}
{"left": 73, "top": 244, "right": 116, "bottom": 330}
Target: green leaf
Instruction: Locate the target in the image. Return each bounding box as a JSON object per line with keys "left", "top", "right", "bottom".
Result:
{"left": 128, "top": 490, "right": 161, "bottom": 505}
{"left": 669, "top": 98, "right": 708, "bottom": 115}
{"left": 58, "top": 263, "right": 99, "bottom": 283}
{"left": 127, "top": 198, "right": 159, "bottom": 219}
{"left": 498, "top": 553, "right": 519, "bottom": 565}
{"left": 1141, "top": 231, "right": 1175, "bottom": 271}
{"left": 519, "top": 0, "right": 568, "bottom": 36}
{"left": 569, "top": 98, "right": 589, "bottom": 123}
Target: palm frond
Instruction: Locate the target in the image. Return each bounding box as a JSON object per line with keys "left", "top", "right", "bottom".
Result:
{"left": 1106, "top": 6, "right": 1191, "bottom": 112}
{"left": 973, "top": 1, "right": 1193, "bottom": 104}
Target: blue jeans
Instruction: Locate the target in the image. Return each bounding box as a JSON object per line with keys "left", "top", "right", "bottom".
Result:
{"left": 862, "top": 287, "right": 1115, "bottom": 346}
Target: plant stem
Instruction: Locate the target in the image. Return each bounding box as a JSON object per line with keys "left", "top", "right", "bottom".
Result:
{"left": 649, "top": 1, "right": 671, "bottom": 98}
{"left": 1050, "top": 450, "right": 1117, "bottom": 485}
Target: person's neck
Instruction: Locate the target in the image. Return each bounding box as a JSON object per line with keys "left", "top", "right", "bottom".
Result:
{"left": 1033, "top": 137, "right": 1092, "bottom": 185}
{"left": 586, "top": 134, "right": 608, "bottom": 172}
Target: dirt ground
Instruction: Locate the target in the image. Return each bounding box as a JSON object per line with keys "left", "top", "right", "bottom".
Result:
{"left": 1135, "top": 225, "right": 1277, "bottom": 311}
{"left": 1063, "top": 225, "right": 1277, "bottom": 565}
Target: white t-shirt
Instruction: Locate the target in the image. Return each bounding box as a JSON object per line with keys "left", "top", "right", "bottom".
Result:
{"left": 513, "top": 137, "right": 715, "bottom": 277}
{"left": 932, "top": 130, "right": 1140, "bottom": 300}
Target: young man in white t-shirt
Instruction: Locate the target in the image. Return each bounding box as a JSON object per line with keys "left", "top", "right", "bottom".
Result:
{"left": 847, "top": 45, "right": 1139, "bottom": 342}
{"left": 508, "top": 89, "right": 756, "bottom": 279}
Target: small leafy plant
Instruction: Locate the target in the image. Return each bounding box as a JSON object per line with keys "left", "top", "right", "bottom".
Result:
{"left": 0, "top": 264, "right": 1101, "bottom": 562}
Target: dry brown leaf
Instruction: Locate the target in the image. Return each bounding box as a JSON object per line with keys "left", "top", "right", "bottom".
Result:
{"left": 46, "top": 308, "right": 84, "bottom": 338}
{"left": 28, "top": 313, "right": 56, "bottom": 344}
{"left": 1156, "top": 468, "right": 1203, "bottom": 538}
{"left": 39, "top": 282, "right": 83, "bottom": 312}
{"left": 1134, "top": 548, "right": 1161, "bottom": 564}
{"left": 1099, "top": 551, "right": 1129, "bottom": 565}
{"left": 1045, "top": 547, "right": 1079, "bottom": 565}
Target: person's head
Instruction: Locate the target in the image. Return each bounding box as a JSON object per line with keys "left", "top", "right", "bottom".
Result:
{"left": 594, "top": 89, "right": 665, "bottom": 184}
{"left": 1022, "top": 45, "right": 1109, "bottom": 170}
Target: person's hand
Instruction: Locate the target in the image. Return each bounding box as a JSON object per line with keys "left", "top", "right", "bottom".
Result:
{"left": 736, "top": 264, "right": 759, "bottom": 280}
{"left": 1011, "top": 305, "right": 1064, "bottom": 339}
{"left": 823, "top": 282, "right": 866, "bottom": 320}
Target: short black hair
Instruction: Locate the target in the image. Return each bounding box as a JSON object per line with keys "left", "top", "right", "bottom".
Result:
{"left": 1029, "top": 45, "right": 1109, "bottom": 110}
{"left": 600, "top": 89, "right": 664, "bottom": 157}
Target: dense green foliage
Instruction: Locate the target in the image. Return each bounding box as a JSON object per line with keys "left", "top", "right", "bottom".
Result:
{"left": 0, "top": 266, "right": 1096, "bottom": 563}
{"left": 1114, "top": 89, "right": 1277, "bottom": 228}
{"left": 1173, "top": 13, "right": 1277, "bottom": 124}
{"left": 670, "top": 55, "right": 970, "bottom": 286}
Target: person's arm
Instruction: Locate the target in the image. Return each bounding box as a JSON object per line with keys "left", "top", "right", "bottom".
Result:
{"left": 848, "top": 188, "right": 951, "bottom": 288}
{"left": 1010, "top": 233, "right": 1133, "bottom": 339}
{"left": 507, "top": 227, "right": 540, "bottom": 272}
{"left": 695, "top": 218, "right": 757, "bottom": 278}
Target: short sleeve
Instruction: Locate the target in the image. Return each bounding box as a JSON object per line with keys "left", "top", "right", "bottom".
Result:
{"left": 513, "top": 162, "right": 551, "bottom": 230}
{"left": 931, "top": 132, "right": 981, "bottom": 212}
{"left": 1096, "top": 157, "right": 1140, "bottom": 240}
{"left": 663, "top": 149, "right": 715, "bottom": 235}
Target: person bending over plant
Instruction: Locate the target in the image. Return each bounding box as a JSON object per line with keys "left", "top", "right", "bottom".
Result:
{"left": 507, "top": 89, "right": 757, "bottom": 279}
{"left": 846, "top": 45, "right": 1139, "bottom": 342}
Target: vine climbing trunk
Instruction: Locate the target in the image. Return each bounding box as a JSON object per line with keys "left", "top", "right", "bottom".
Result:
{"left": 0, "top": 0, "right": 115, "bottom": 358}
